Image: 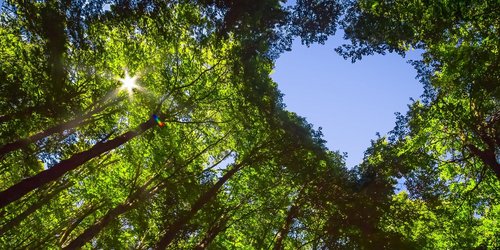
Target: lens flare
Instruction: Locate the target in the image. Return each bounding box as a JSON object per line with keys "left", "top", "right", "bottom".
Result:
{"left": 153, "top": 114, "right": 165, "bottom": 127}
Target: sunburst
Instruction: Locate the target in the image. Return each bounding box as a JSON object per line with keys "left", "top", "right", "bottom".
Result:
{"left": 118, "top": 70, "right": 141, "bottom": 98}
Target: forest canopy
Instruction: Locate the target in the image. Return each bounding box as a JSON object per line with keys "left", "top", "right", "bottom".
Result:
{"left": 0, "top": 0, "right": 498, "bottom": 249}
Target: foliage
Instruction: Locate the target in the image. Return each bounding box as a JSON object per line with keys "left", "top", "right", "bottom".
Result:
{"left": 335, "top": 0, "right": 500, "bottom": 248}
{"left": 0, "top": 0, "right": 364, "bottom": 249}
{"left": 0, "top": 0, "right": 498, "bottom": 249}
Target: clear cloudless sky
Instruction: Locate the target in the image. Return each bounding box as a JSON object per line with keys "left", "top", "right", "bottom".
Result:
{"left": 271, "top": 34, "right": 423, "bottom": 169}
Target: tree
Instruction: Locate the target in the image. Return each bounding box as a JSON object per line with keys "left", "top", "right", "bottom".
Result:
{"left": 331, "top": 1, "right": 500, "bottom": 247}
{"left": 9, "top": 0, "right": 496, "bottom": 248}
{"left": 0, "top": 1, "right": 365, "bottom": 249}
{"left": 338, "top": 0, "right": 499, "bottom": 177}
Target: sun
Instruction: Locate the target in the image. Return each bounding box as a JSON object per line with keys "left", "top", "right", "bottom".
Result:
{"left": 118, "top": 70, "right": 141, "bottom": 98}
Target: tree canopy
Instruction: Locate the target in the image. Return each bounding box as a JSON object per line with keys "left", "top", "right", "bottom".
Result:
{"left": 0, "top": 0, "right": 498, "bottom": 249}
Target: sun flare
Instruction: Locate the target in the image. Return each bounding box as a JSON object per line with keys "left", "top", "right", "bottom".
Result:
{"left": 118, "top": 70, "right": 141, "bottom": 98}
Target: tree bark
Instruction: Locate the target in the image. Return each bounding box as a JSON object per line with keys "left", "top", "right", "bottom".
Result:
{"left": 273, "top": 204, "right": 299, "bottom": 250}
{"left": 0, "top": 103, "right": 110, "bottom": 158}
{"left": 0, "top": 117, "right": 155, "bottom": 209}
{"left": 0, "top": 106, "right": 39, "bottom": 124}
{"left": 194, "top": 215, "right": 229, "bottom": 250}
{"left": 59, "top": 203, "right": 104, "bottom": 246}
{"left": 0, "top": 181, "right": 72, "bottom": 235}
{"left": 61, "top": 139, "right": 232, "bottom": 249}
{"left": 63, "top": 180, "right": 158, "bottom": 250}
{"left": 155, "top": 164, "right": 243, "bottom": 249}
{"left": 63, "top": 202, "right": 133, "bottom": 249}
{"left": 467, "top": 144, "right": 500, "bottom": 179}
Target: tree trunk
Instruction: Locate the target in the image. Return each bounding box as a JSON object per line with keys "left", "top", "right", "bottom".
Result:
{"left": 59, "top": 203, "right": 104, "bottom": 246}
{"left": 194, "top": 215, "right": 229, "bottom": 250}
{"left": 62, "top": 139, "right": 233, "bottom": 249}
{"left": 0, "top": 117, "right": 155, "bottom": 209}
{"left": 467, "top": 144, "right": 500, "bottom": 179}
{"left": 0, "top": 106, "right": 39, "bottom": 124}
{"left": 63, "top": 180, "right": 158, "bottom": 250}
{"left": 63, "top": 202, "right": 133, "bottom": 249}
{"left": 155, "top": 164, "right": 243, "bottom": 249}
{"left": 0, "top": 103, "right": 110, "bottom": 158}
{"left": 273, "top": 204, "right": 299, "bottom": 250}
{"left": 0, "top": 181, "right": 72, "bottom": 235}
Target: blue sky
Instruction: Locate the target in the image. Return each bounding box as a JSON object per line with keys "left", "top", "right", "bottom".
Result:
{"left": 271, "top": 34, "right": 423, "bottom": 169}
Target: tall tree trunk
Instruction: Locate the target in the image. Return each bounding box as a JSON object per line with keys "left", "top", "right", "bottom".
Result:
{"left": 155, "top": 164, "right": 243, "bottom": 249}
{"left": 467, "top": 144, "right": 500, "bottom": 179}
{"left": 0, "top": 117, "right": 155, "bottom": 209}
{"left": 0, "top": 106, "right": 40, "bottom": 125}
{"left": 25, "top": 202, "right": 102, "bottom": 250}
{"left": 61, "top": 141, "right": 227, "bottom": 249}
{"left": 59, "top": 203, "right": 104, "bottom": 246}
{"left": 0, "top": 181, "right": 73, "bottom": 235}
{"left": 0, "top": 103, "right": 110, "bottom": 158}
{"left": 63, "top": 180, "right": 159, "bottom": 250}
{"left": 194, "top": 215, "right": 229, "bottom": 250}
{"left": 62, "top": 201, "right": 136, "bottom": 250}
{"left": 273, "top": 204, "right": 299, "bottom": 250}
